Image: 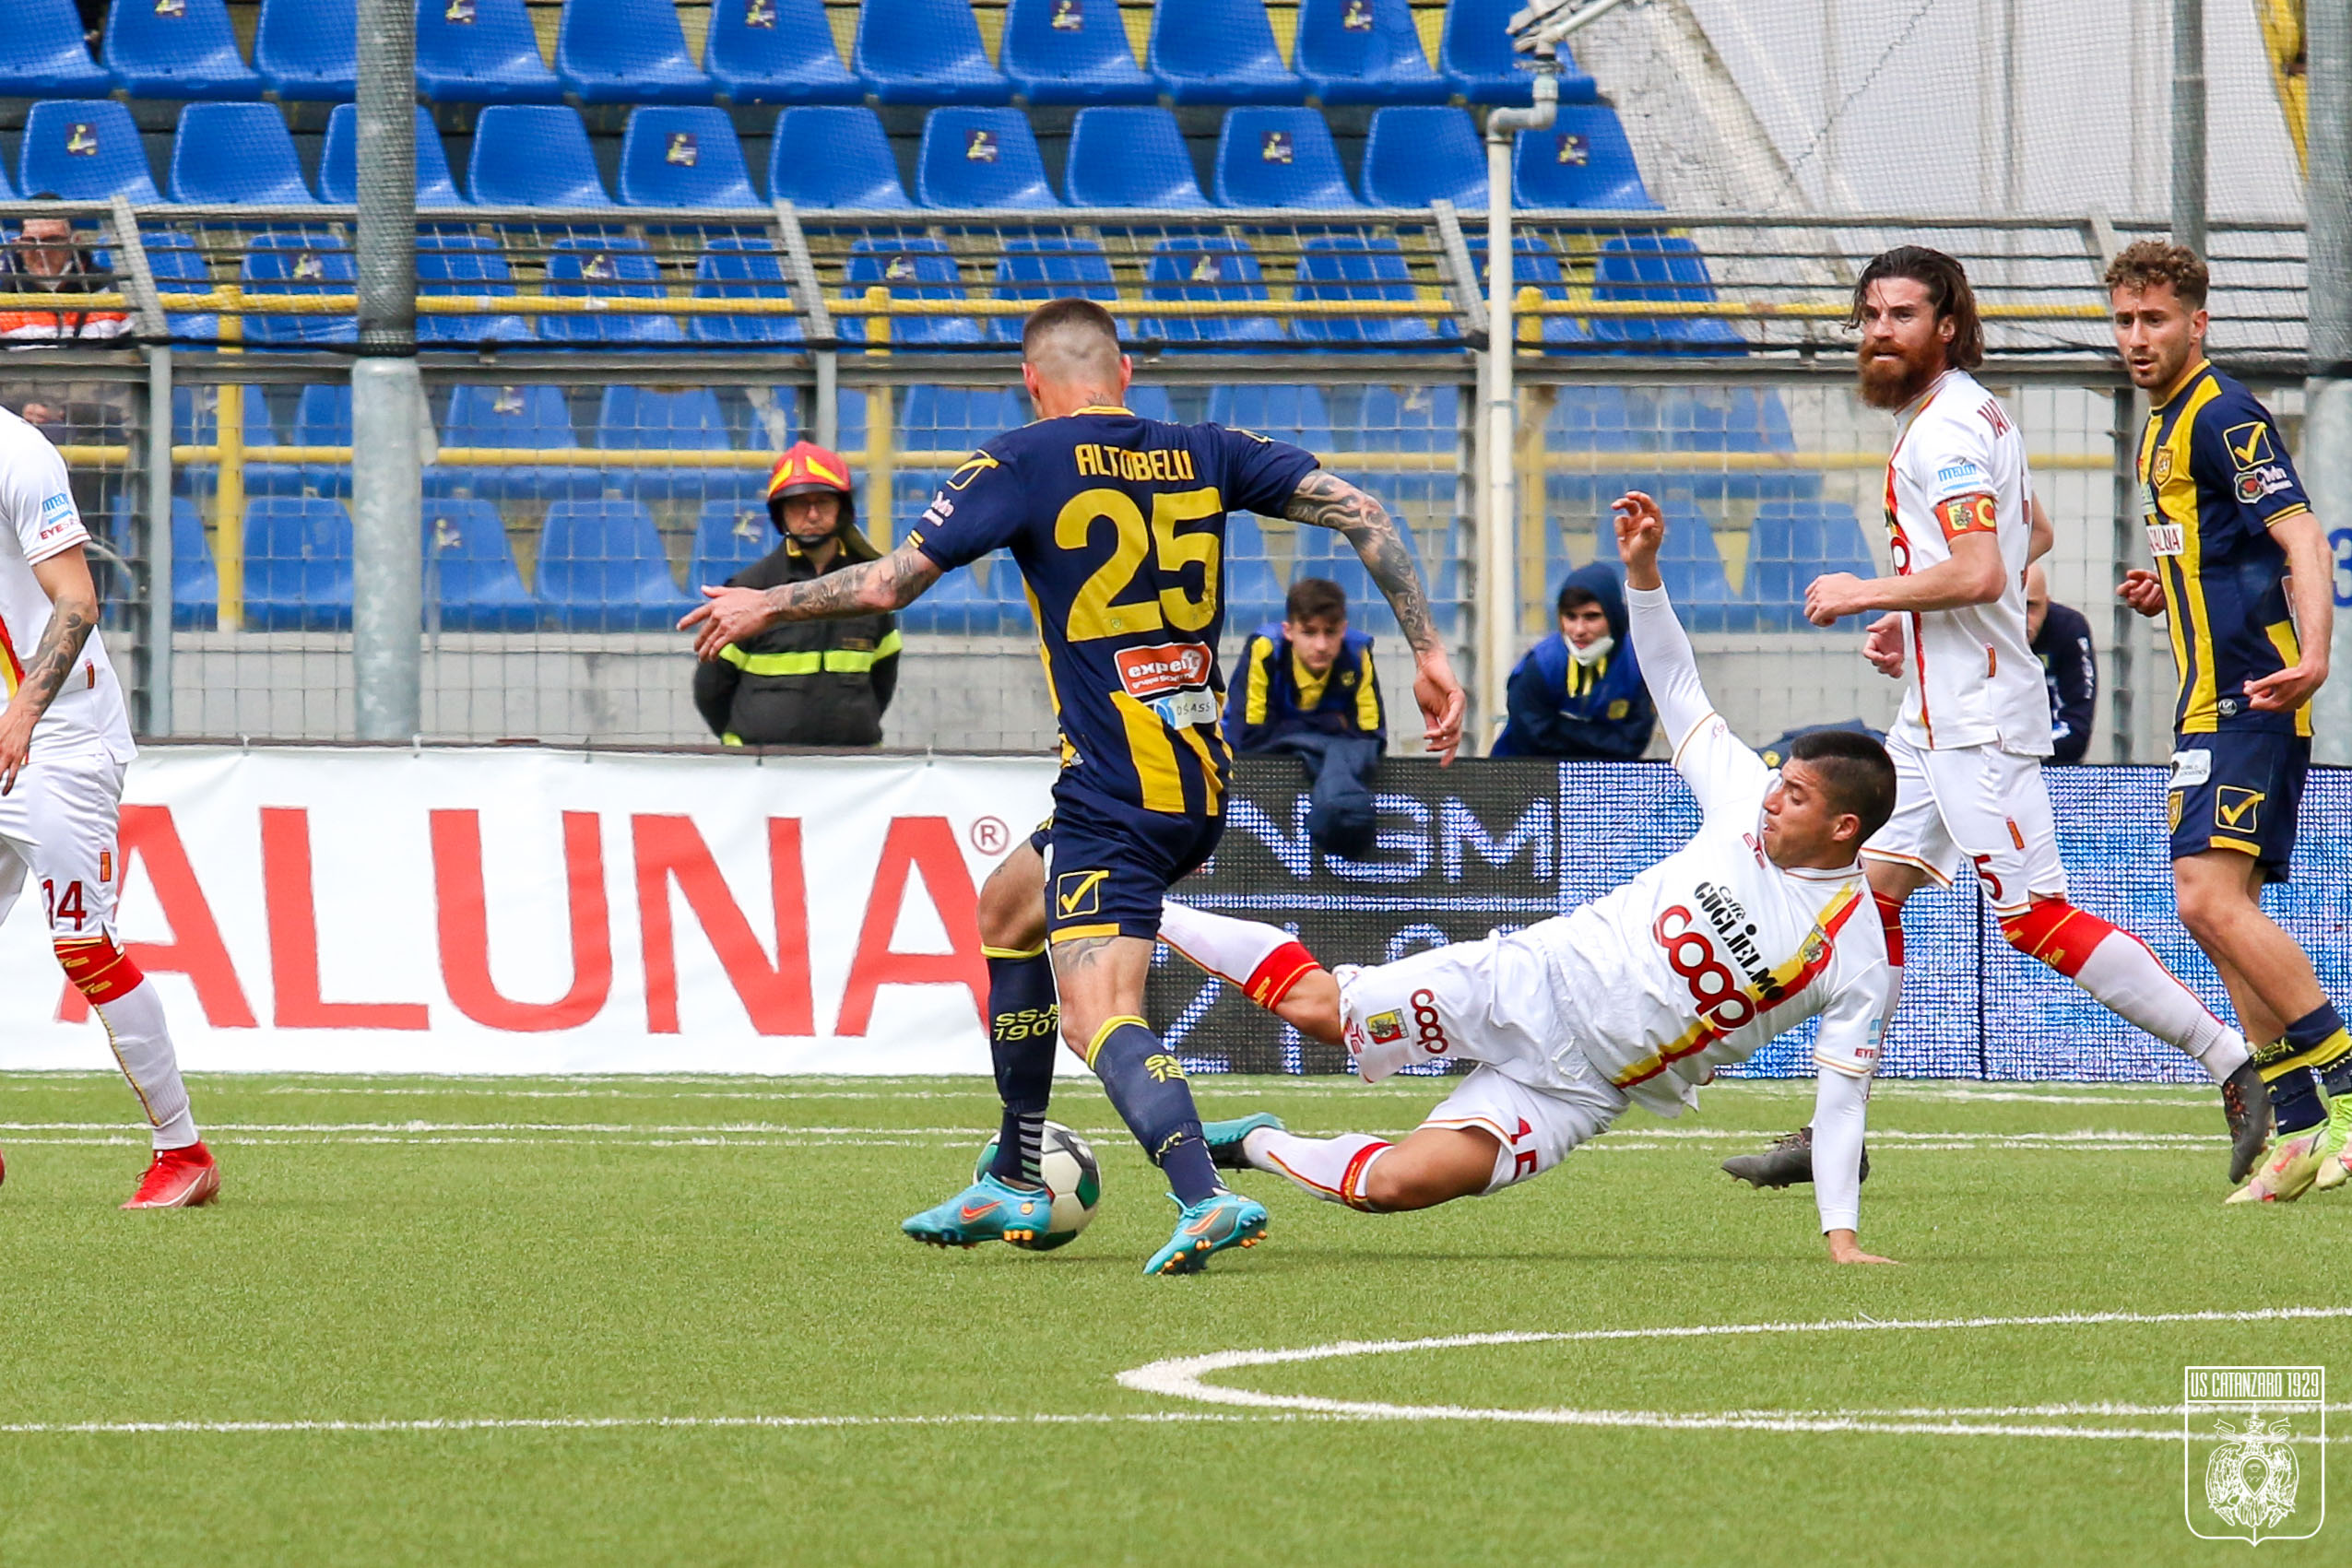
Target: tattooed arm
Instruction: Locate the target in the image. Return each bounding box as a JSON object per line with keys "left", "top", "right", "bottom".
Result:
{"left": 682, "top": 542, "right": 944, "bottom": 662}
{"left": 0, "top": 545, "right": 100, "bottom": 794}
{"left": 1283, "top": 469, "right": 1466, "bottom": 761}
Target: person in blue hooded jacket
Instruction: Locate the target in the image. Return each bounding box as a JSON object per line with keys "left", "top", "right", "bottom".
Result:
{"left": 1225, "top": 577, "right": 1386, "bottom": 855}
{"left": 1493, "top": 562, "right": 1657, "bottom": 760}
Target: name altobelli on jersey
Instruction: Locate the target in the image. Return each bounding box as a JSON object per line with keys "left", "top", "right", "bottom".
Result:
{"left": 1073, "top": 443, "right": 1200, "bottom": 484}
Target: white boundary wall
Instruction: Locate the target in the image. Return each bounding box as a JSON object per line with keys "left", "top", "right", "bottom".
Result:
{"left": 0, "top": 748, "right": 1058, "bottom": 1075}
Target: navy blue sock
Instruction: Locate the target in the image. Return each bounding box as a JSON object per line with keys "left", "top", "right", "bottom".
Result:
{"left": 2271, "top": 1065, "right": 2327, "bottom": 1138}
{"left": 2286, "top": 1003, "right": 2352, "bottom": 1078}
{"left": 985, "top": 950, "right": 1058, "bottom": 1187}
{"left": 1088, "top": 1019, "right": 1221, "bottom": 1206}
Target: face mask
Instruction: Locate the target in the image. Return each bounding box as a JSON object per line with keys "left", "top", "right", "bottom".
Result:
{"left": 1568, "top": 633, "right": 1614, "bottom": 667}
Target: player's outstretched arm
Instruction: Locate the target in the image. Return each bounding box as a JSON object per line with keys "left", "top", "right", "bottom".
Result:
{"left": 1283, "top": 470, "right": 1465, "bottom": 762}
{"left": 1612, "top": 491, "right": 1713, "bottom": 739}
{"left": 0, "top": 544, "right": 99, "bottom": 794}
{"left": 681, "top": 542, "right": 943, "bottom": 662}
{"left": 1805, "top": 526, "right": 2004, "bottom": 624}
{"left": 1814, "top": 977, "right": 1897, "bottom": 1264}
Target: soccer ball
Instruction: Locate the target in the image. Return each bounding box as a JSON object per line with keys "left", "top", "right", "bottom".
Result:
{"left": 973, "top": 1121, "right": 1101, "bottom": 1251}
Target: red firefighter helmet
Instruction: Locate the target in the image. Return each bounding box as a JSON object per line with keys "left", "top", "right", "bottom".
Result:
{"left": 765, "top": 440, "right": 854, "bottom": 504}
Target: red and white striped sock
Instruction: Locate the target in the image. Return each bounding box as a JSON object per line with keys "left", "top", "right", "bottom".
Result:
{"left": 2002, "top": 901, "right": 2250, "bottom": 1080}
{"left": 1159, "top": 901, "right": 1321, "bottom": 1009}
{"left": 1245, "top": 1127, "right": 1390, "bottom": 1212}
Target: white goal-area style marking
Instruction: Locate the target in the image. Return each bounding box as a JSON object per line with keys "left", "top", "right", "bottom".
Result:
{"left": 1117, "top": 1306, "right": 2352, "bottom": 1442}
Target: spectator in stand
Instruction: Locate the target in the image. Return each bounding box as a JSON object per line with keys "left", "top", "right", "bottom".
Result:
{"left": 1492, "top": 562, "right": 1656, "bottom": 760}
{"left": 0, "top": 199, "right": 131, "bottom": 446}
{"left": 1225, "top": 576, "right": 1386, "bottom": 856}
{"left": 2026, "top": 561, "right": 2097, "bottom": 764}
{"left": 691, "top": 441, "right": 901, "bottom": 747}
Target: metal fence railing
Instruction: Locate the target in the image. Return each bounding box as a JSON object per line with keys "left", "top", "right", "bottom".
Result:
{"left": 0, "top": 197, "right": 2308, "bottom": 762}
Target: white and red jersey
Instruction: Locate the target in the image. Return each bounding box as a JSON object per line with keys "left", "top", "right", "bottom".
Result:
{"left": 0, "top": 407, "right": 135, "bottom": 762}
{"left": 1522, "top": 584, "right": 1894, "bottom": 1118}
{"left": 1883, "top": 368, "right": 2050, "bottom": 755}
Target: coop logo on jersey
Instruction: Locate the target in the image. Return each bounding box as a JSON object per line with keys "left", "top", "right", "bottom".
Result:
{"left": 1115, "top": 642, "right": 1211, "bottom": 701}
{"left": 1408, "top": 987, "right": 1448, "bottom": 1054}
{"left": 2183, "top": 1365, "right": 2323, "bottom": 1542}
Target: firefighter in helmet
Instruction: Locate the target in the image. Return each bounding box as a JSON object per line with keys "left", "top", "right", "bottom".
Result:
{"left": 691, "top": 441, "right": 901, "bottom": 747}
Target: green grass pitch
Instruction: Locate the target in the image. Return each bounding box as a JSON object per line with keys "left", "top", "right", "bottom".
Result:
{"left": 1, "top": 1070, "right": 2346, "bottom": 1565}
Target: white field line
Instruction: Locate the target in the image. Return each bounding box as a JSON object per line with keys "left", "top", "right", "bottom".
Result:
{"left": 0, "top": 1412, "right": 1282, "bottom": 1436}
{"left": 1117, "top": 1305, "right": 2352, "bottom": 1442}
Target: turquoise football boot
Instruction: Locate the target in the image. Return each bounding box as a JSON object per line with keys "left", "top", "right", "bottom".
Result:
{"left": 1201, "top": 1112, "right": 1284, "bottom": 1171}
{"left": 1144, "top": 1190, "right": 1269, "bottom": 1276}
{"left": 902, "top": 1173, "right": 1056, "bottom": 1248}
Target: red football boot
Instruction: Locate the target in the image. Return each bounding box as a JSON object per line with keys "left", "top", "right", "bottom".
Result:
{"left": 124, "top": 1142, "right": 220, "bottom": 1209}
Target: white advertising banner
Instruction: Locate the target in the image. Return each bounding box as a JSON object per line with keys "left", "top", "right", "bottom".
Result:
{"left": 0, "top": 747, "right": 1059, "bottom": 1074}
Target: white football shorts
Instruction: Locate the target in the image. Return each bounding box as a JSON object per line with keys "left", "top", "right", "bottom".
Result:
{"left": 1862, "top": 729, "right": 2066, "bottom": 915}
{"left": 1334, "top": 931, "right": 1626, "bottom": 1196}
{"left": 0, "top": 744, "right": 128, "bottom": 940}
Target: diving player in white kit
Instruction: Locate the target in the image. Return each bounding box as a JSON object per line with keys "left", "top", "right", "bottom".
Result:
{"left": 1165, "top": 492, "right": 1903, "bottom": 1264}
{"left": 0, "top": 404, "right": 217, "bottom": 1207}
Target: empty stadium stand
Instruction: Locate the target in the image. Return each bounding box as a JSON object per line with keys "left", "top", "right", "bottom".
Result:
{"left": 1212, "top": 108, "right": 1357, "bottom": 206}
{"left": 414, "top": 0, "right": 564, "bottom": 104}
{"left": 254, "top": 0, "right": 357, "bottom": 101}
{"left": 703, "top": 0, "right": 867, "bottom": 106}
{"left": 102, "top": 0, "right": 260, "bottom": 100}
{"left": 768, "top": 105, "right": 915, "bottom": 208}
{"left": 1295, "top": 0, "right": 1451, "bottom": 105}
{"left": 0, "top": 0, "right": 114, "bottom": 97}
{"left": 557, "top": 0, "right": 713, "bottom": 103}
{"left": 1151, "top": 0, "right": 1304, "bottom": 103}
{"left": 319, "top": 103, "right": 465, "bottom": 206}
{"left": 20, "top": 100, "right": 159, "bottom": 203}
{"left": 618, "top": 106, "right": 763, "bottom": 207}
{"left": 915, "top": 108, "right": 1060, "bottom": 208}
{"left": 1063, "top": 106, "right": 1211, "bottom": 207}
{"left": 169, "top": 102, "right": 317, "bottom": 205}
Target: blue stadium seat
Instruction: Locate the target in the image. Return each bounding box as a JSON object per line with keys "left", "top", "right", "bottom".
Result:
{"left": 536, "top": 501, "right": 697, "bottom": 631}
{"left": 618, "top": 107, "right": 761, "bottom": 207}
{"left": 1150, "top": 0, "right": 1303, "bottom": 103}
{"left": 241, "top": 233, "right": 356, "bottom": 350}
{"left": 703, "top": 0, "right": 866, "bottom": 105}
{"left": 244, "top": 383, "right": 342, "bottom": 498}
{"left": 1468, "top": 231, "right": 1596, "bottom": 350}
{"left": 1222, "top": 513, "right": 1285, "bottom": 630}
{"left": 1511, "top": 105, "right": 1656, "bottom": 209}
{"left": 1441, "top": 0, "right": 1597, "bottom": 105}
{"left": 855, "top": 0, "right": 1012, "bottom": 105}
{"left": 169, "top": 383, "right": 272, "bottom": 501}
{"left": 557, "top": 0, "right": 712, "bottom": 103}
{"left": 423, "top": 500, "right": 539, "bottom": 631}
{"left": 767, "top": 106, "right": 914, "bottom": 209}
{"left": 1293, "top": 235, "right": 1443, "bottom": 344}
{"left": 255, "top": 0, "right": 355, "bottom": 100}
{"left": 595, "top": 385, "right": 740, "bottom": 503}
{"left": 1743, "top": 501, "right": 1873, "bottom": 630}
{"left": 897, "top": 551, "right": 1028, "bottom": 634}
{"left": 320, "top": 104, "right": 464, "bottom": 206}
{"left": 1654, "top": 502, "right": 1748, "bottom": 631}
{"left": 141, "top": 231, "right": 217, "bottom": 342}
{"left": 988, "top": 235, "right": 1117, "bottom": 344}
{"left": 1591, "top": 235, "right": 1745, "bottom": 353}
{"left": 1351, "top": 383, "right": 1460, "bottom": 628}
{"left": 691, "top": 239, "right": 805, "bottom": 346}
{"left": 1123, "top": 384, "right": 1176, "bottom": 422}
{"left": 1543, "top": 382, "right": 1657, "bottom": 513}
{"left": 0, "top": 159, "right": 19, "bottom": 205}
{"left": 691, "top": 497, "right": 779, "bottom": 588}
{"left": 1361, "top": 106, "right": 1484, "bottom": 207}
{"left": 21, "top": 102, "right": 160, "bottom": 204}
{"left": 1356, "top": 383, "right": 1458, "bottom": 453}
{"left": 1213, "top": 109, "right": 1357, "bottom": 206}
{"left": 1142, "top": 236, "right": 1280, "bottom": 349}
{"left": 243, "top": 497, "right": 354, "bottom": 631}
{"left": 467, "top": 106, "right": 610, "bottom": 206}
{"left": 1294, "top": 0, "right": 1448, "bottom": 105}
{"left": 1646, "top": 385, "right": 1810, "bottom": 501}
{"left": 415, "top": 0, "right": 564, "bottom": 103}
{"left": 916, "top": 108, "right": 1061, "bottom": 209}
{"left": 231, "top": 387, "right": 301, "bottom": 499}
{"left": 1064, "top": 107, "right": 1211, "bottom": 208}
{"left": 900, "top": 385, "right": 1025, "bottom": 454}
{"left": 170, "top": 104, "right": 317, "bottom": 206}
{"left": 156, "top": 497, "right": 219, "bottom": 630}
{"left": 434, "top": 383, "right": 597, "bottom": 501}
{"left": 103, "top": 0, "right": 261, "bottom": 99}
{"left": 0, "top": 0, "right": 113, "bottom": 95}
{"left": 415, "top": 233, "right": 533, "bottom": 346}
{"left": 1000, "top": 0, "right": 1157, "bottom": 105}
{"left": 540, "top": 238, "right": 681, "bottom": 344}
{"left": 1208, "top": 385, "right": 1332, "bottom": 451}
{"left": 840, "top": 238, "right": 981, "bottom": 347}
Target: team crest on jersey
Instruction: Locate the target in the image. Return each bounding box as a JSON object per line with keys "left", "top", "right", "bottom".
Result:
{"left": 2153, "top": 447, "right": 2175, "bottom": 485}
{"left": 1365, "top": 1009, "right": 1404, "bottom": 1044}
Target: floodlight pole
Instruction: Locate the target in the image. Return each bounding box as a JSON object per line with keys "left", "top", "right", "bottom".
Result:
{"left": 351, "top": 0, "right": 422, "bottom": 742}
{"left": 2307, "top": 0, "right": 2352, "bottom": 761}
{"left": 1479, "top": 56, "right": 1559, "bottom": 750}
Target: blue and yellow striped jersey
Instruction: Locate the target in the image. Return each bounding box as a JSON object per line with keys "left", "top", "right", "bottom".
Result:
{"left": 2135, "top": 361, "right": 2313, "bottom": 737}
{"left": 907, "top": 406, "right": 1319, "bottom": 817}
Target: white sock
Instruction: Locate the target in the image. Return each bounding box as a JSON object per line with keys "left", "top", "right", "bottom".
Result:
{"left": 1244, "top": 1127, "right": 1390, "bottom": 1210}
{"left": 2071, "top": 930, "right": 2251, "bottom": 1081}
{"left": 94, "top": 979, "right": 199, "bottom": 1149}
{"left": 1160, "top": 901, "right": 1293, "bottom": 985}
